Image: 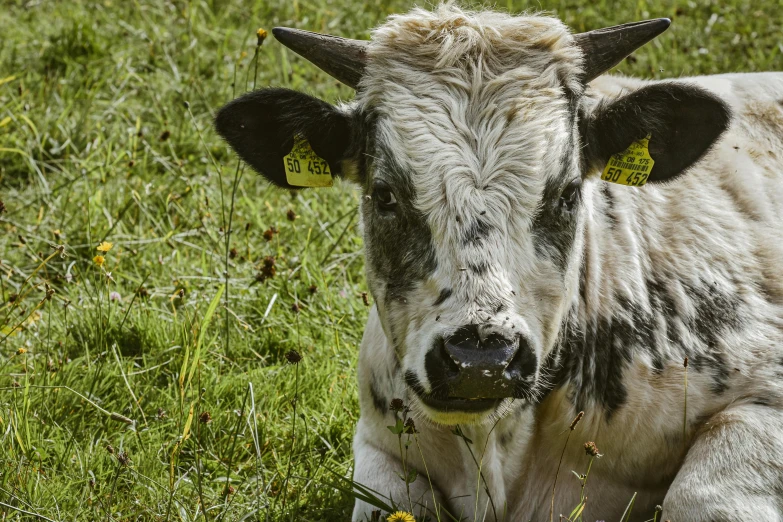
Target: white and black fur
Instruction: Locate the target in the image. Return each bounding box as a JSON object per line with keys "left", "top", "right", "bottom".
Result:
{"left": 215, "top": 5, "right": 783, "bottom": 521}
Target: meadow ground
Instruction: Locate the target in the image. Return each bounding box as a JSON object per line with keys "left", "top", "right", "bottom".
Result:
{"left": 0, "top": 0, "right": 780, "bottom": 520}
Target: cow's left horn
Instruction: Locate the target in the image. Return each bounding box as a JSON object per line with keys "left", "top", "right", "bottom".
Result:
{"left": 272, "top": 27, "right": 368, "bottom": 89}
{"left": 574, "top": 18, "right": 671, "bottom": 83}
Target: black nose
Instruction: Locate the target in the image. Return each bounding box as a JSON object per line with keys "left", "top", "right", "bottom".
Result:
{"left": 425, "top": 325, "right": 537, "bottom": 399}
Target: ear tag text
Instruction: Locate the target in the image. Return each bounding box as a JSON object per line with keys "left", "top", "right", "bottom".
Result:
{"left": 601, "top": 135, "right": 655, "bottom": 187}
{"left": 283, "top": 135, "right": 333, "bottom": 188}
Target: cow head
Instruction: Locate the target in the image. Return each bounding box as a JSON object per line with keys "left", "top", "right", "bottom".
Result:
{"left": 215, "top": 6, "right": 730, "bottom": 425}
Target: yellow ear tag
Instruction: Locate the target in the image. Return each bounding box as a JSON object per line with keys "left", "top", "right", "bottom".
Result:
{"left": 283, "top": 135, "right": 333, "bottom": 188}
{"left": 601, "top": 135, "right": 655, "bottom": 187}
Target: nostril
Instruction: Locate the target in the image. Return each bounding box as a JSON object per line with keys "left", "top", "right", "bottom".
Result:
{"left": 504, "top": 337, "right": 537, "bottom": 380}
{"left": 437, "top": 336, "right": 460, "bottom": 376}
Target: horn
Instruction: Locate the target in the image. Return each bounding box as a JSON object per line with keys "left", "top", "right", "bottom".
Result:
{"left": 272, "top": 27, "right": 368, "bottom": 89}
{"left": 574, "top": 18, "right": 671, "bottom": 83}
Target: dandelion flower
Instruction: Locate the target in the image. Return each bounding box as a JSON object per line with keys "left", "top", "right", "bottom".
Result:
{"left": 97, "top": 241, "right": 113, "bottom": 252}
{"left": 17, "top": 348, "right": 26, "bottom": 355}
{"left": 93, "top": 255, "right": 105, "bottom": 267}
{"left": 387, "top": 512, "right": 415, "bottom": 522}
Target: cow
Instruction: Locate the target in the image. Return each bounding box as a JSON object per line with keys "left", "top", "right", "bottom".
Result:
{"left": 214, "top": 5, "right": 783, "bottom": 521}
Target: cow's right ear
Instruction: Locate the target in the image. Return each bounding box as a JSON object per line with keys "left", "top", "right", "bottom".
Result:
{"left": 214, "top": 88, "right": 355, "bottom": 188}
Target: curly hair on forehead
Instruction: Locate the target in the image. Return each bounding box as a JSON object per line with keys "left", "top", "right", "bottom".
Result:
{"left": 367, "top": 3, "right": 584, "bottom": 88}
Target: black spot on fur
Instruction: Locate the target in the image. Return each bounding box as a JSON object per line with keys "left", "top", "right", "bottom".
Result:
{"left": 555, "top": 298, "right": 645, "bottom": 418}
{"left": 433, "top": 288, "right": 453, "bottom": 307}
{"left": 363, "top": 141, "right": 437, "bottom": 303}
{"left": 462, "top": 219, "right": 491, "bottom": 246}
{"left": 469, "top": 262, "right": 489, "bottom": 276}
{"left": 530, "top": 150, "right": 580, "bottom": 272}
{"left": 600, "top": 184, "right": 618, "bottom": 228}
{"left": 498, "top": 431, "right": 511, "bottom": 449}
{"left": 368, "top": 375, "right": 388, "bottom": 415}
{"left": 683, "top": 280, "right": 742, "bottom": 394}
{"left": 551, "top": 277, "right": 744, "bottom": 418}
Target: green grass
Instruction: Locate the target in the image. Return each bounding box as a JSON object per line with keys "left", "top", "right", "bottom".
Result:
{"left": 0, "top": 0, "right": 779, "bottom": 520}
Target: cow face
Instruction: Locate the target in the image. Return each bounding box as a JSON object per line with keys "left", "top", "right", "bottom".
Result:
{"left": 215, "top": 6, "right": 730, "bottom": 425}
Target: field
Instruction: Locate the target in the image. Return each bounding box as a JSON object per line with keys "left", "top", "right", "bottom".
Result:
{"left": 0, "top": 0, "right": 779, "bottom": 520}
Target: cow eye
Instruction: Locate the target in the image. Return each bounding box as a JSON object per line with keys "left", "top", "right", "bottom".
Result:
{"left": 373, "top": 181, "right": 397, "bottom": 212}
{"left": 559, "top": 178, "right": 582, "bottom": 212}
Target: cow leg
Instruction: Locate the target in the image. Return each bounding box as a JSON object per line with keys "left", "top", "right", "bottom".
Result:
{"left": 352, "top": 424, "right": 446, "bottom": 522}
{"left": 662, "top": 403, "right": 783, "bottom": 521}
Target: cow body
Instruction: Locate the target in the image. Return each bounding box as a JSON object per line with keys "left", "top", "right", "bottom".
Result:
{"left": 214, "top": 6, "right": 783, "bottom": 520}
{"left": 354, "top": 71, "right": 783, "bottom": 521}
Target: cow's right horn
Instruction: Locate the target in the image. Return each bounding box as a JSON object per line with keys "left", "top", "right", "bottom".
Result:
{"left": 272, "top": 27, "right": 368, "bottom": 90}
{"left": 574, "top": 18, "right": 671, "bottom": 83}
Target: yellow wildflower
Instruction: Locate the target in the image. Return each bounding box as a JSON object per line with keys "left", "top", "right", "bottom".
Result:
{"left": 257, "top": 28, "right": 268, "bottom": 46}
{"left": 93, "top": 255, "right": 105, "bottom": 267}
{"left": 97, "top": 241, "right": 113, "bottom": 252}
{"left": 17, "top": 348, "right": 26, "bottom": 355}
{"left": 387, "top": 512, "right": 415, "bottom": 522}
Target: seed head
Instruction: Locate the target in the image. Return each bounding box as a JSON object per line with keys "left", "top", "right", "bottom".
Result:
{"left": 106, "top": 444, "right": 115, "bottom": 454}
{"left": 308, "top": 284, "right": 318, "bottom": 295}
{"left": 183, "top": 101, "right": 190, "bottom": 110}
{"left": 584, "top": 441, "right": 603, "bottom": 457}
{"left": 159, "top": 130, "right": 171, "bottom": 142}
{"left": 263, "top": 226, "right": 278, "bottom": 242}
{"left": 199, "top": 411, "right": 212, "bottom": 424}
{"left": 156, "top": 407, "right": 167, "bottom": 420}
{"left": 291, "top": 302, "right": 301, "bottom": 314}
{"left": 116, "top": 451, "right": 131, "bottom": 466}
{"left": 256, "top": 256, "right": 277, "bottom": 282}
{"left": 404, "top": 417, "right": 417, "bottom": 434}
{"left": 361, "top": 292, "right": 370, "bottom": 307}
{"left": 286, "top": 209, "right": 297, "bottom": 221}
{"left": 684, "top": 356, "right": 689, "bottom": 368}
{"left": 390, "top": 398, "right": 404, "bottom": 412}
{"left": 285, "top": 349, "right": 302, "bottom": 364}
{"left": 0, "top": 200, "right": 6, "bottom": 214}
{"left": 229, "top": 247, "right": 238, "bottom": 259}
{"left": 569, "top": 411, "right": 584, "bottom": 431}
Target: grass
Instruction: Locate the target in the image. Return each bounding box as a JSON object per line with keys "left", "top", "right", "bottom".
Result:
{"left": 0, "top": 0, "right": 779, "bottom": 520}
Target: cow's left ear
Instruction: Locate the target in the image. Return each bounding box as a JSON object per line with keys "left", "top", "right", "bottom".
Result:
{"left": 214, "top": 88, "right": 357, "bottom": 189}
{"left": 581, "top": 83, "right": 731, "bottom": 183}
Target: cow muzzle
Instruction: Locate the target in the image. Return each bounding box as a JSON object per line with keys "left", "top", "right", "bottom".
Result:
{"left": 414, "top": 325, "right": 537, "bottom": 413}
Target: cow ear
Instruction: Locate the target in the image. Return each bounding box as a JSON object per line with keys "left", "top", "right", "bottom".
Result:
{"left": 214, "top": 88, "right": 356, "bottom": 188}
{"left": 581, "top": 83, "right": 731, "bottom": 183}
